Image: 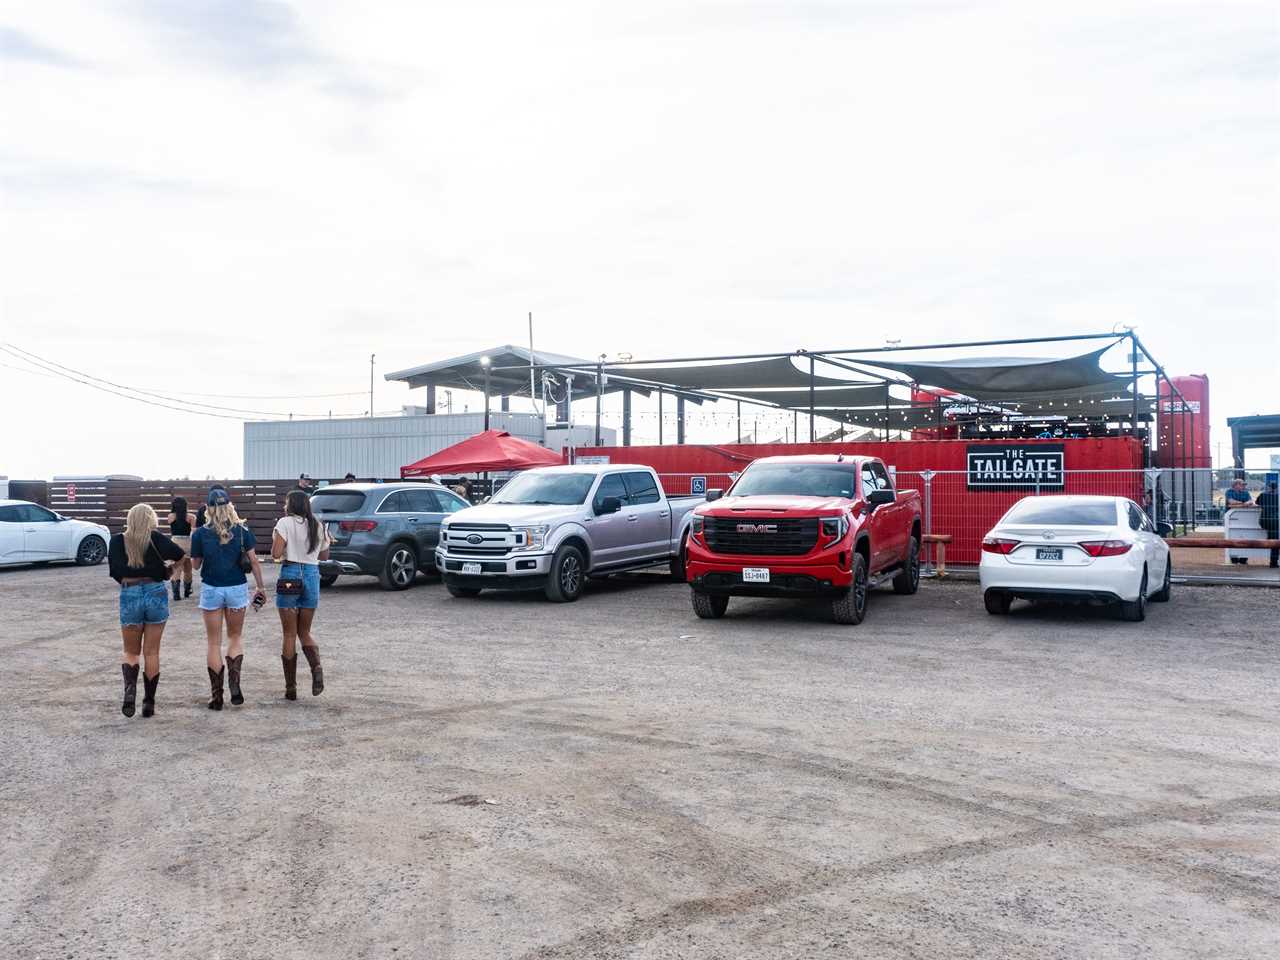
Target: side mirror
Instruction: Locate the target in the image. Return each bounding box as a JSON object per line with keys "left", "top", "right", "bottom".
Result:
{"left": 866, "top": 489, "right": 895, "bottom": 508}
{"left": 482, "top": 495, "right": 492, "bottom": 504}
{"left": 1156, "top": 521, "right": 1174, "bottom": 537}
{"left": 705, "top": 489, "right": 724, "bottom": 502}
{"left": 595, "top": 496, "right": 622, "bottom": 515}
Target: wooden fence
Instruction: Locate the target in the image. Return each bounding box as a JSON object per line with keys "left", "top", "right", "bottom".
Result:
{"left": 51, "top": 479, "right": 298, "bottom": 553}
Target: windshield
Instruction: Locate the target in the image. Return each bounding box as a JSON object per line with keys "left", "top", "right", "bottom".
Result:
{"left": 1003, "top": 499, "right": 1117, "bottom": 526}
{"left": 730, "top": 463, "right": 857, "bottom": 499}
{"left": 491, "top": 472, "right": 595, "bottom": 506}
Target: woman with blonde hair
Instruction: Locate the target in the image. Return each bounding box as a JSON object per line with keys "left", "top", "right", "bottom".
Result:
{"left": 107, "top": 503, "right": 185, "bottom": 718}
{"left": 190, "top": 488, "right": 266, "bottom": 710}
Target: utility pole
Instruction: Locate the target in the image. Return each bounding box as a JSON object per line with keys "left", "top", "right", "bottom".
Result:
{"left": 369, "top": 353, "right": 375, "bottom": 417}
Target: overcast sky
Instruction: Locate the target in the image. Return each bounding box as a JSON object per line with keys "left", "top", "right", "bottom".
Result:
{"left": 2, "top": 0, "right": 1276, "bottom": 478}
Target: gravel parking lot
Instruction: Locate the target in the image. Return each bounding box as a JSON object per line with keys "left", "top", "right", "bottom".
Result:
{"left": 2, "top": 563, "right": 1277, "bottom": 959}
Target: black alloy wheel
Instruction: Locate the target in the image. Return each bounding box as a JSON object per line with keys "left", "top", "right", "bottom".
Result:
{"left": 76, "top": 535, "right": 106, "bottom": 566}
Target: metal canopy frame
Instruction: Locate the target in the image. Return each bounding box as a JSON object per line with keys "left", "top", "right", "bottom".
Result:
{"left": 494, "top": 330, "right": 1194, "bottom": 463}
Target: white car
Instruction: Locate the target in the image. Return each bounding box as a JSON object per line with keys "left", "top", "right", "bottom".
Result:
{"left": 0, "top": 499, "right": 111, "bottom": 568}
{"left": 979, "top": 495, "right": 1171, "bottom": 621}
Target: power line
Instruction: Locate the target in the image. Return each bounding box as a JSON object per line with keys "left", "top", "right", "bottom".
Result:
{"left": 1, "top": 344, "right": 372, "bottom": 419}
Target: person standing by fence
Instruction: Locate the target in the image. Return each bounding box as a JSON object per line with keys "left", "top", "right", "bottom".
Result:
{"left": 191, "top": 489, "right": 267, "bottom": 710}
{"left": 272, "top": 491, "right": 330, "bottom": 699}
{"left": 167, "top": 496, "right": 196, "bottom": 600}
{"left": 108, "top": 504, "right": 185, "bottom": 718}
{"left": 1257, "top": 481, "right": 1279, "bottom": 569}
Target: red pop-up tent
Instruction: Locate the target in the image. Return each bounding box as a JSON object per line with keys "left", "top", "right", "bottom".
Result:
{"left": 400, "top": 430, "right": 563, "bottom": 478}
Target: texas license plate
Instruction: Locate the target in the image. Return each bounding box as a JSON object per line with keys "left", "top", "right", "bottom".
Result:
{"left": 742, "top": 567, "right": 771, "bottom": 583}
{"left": 461, "top": 562, "right": 482, "bottom": 575}
{"left": 1036, "top": 547, "right": 1063, "bottom": 561}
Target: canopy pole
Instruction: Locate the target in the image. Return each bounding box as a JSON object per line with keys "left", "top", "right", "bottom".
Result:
{"left": 483, "top": 363, "right": 491, "bottom": 432}
{"left": 736, "top": 400, "right": 741, "bottom": 444}
{"left": 595, "top": 362, "right": 603, "bottom": 447}
{"left": 658, "top": 388, "right": 664, "bottom": 445}
{"left": 622, "top": 388, "right": 632, "bottom": 447}
{"left": 1130, "top": 332, "right": 1139, "bottom": 444}
{"left": 808, "top": 354, "right": 815, "bottom": 442}
{"left": 677, "top": 397, "right": 686, "bottom": 445}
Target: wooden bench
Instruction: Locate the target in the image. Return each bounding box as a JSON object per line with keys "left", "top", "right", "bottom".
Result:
{"left": 922, "top": 533, "right": 953, "bottom": 576}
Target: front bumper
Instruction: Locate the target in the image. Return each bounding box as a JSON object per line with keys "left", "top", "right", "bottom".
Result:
{"left": 686, "top": 550, "right": 853, "bottom": 597}
{"left": 435, "top": 550, "right": 554, "bottom": 579}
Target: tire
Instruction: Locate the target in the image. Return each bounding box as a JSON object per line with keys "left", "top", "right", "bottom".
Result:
{"left": 378, "top": 543, "right": 418, "bottom": 591}
{"left": 544, "top": 544, "right": 585, "bottom": 602}
{"left": 319, "top": 574, "right": 339, "bottom": 588}
{"left": 691, "top": 590, "right": 728, "bottom": 619}
{"left": 75, "top": 535, "right": 106, "bottom": 566}
{"left": 669, "top": 532, "right": 689, "bottom": 583}
{"left": 831, "top": 552, "right": 869, "bottom": 625}
{"left": 1150, "top": 559, "right": 1171, "bottom": 602}
{"left": 892, "top": 538, "right": 920, "bottom": 595}
{"left": 984, "top": 590, "right": 1012, "bottom": 615}
{"left": 446, "top": 583, "right": 482, "bottom": 598}
{"left": 1119, "top": 569, "right": 1148, "bottom": 621}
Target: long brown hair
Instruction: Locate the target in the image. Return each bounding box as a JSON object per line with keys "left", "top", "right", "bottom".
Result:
{"left": 285, "top": 490, "right": 320, "bottom": 553}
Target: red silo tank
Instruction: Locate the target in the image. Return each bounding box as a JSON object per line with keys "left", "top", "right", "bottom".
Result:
{"left": 1156, "top": 375, "right": 1210, "bottom": 468}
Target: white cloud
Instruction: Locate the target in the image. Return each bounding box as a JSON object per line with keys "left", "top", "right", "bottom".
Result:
{"left": 1, "top": 0, "right": 1276, "bottom": 476}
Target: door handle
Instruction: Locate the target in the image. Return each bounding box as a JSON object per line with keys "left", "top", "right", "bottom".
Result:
{"left": 659, "top": 512, "right": 670, "bottom": 518}
{"left": 626, "top": 515, "right": 640, "bottom": 522}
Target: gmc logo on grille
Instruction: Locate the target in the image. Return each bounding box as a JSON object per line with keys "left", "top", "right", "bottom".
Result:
{"left": 736, "top": 523, "right": 778, "bottom": 534}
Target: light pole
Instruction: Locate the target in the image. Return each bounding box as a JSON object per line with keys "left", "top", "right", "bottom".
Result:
{"left": 369, "top": 353, "right": 375, "bottom": 417}
{"left": 480, "top": 355, "right": 491, "bottom": 432}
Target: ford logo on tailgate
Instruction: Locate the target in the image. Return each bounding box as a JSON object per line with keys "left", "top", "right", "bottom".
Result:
{"left": 466, "top": 534, "right": 484, "bottom": 544}
{"left": 736, "top": 523, "right": 778, "bottom": 533}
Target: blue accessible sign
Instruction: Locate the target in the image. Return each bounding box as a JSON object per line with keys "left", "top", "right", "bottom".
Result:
{"left": 690, "top": 476, "right": 707, "bottom": 495}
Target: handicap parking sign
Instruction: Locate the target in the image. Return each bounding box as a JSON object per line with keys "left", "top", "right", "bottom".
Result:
{"left": 690, "top": 476, "right": 707, "bottom": 495}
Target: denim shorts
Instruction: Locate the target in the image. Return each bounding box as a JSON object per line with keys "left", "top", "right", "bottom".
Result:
{"left": 199, "top": 582, "right": 250, "bottom": 612}
{"left": 276, "top": 562, "right": 320, "bottom": 610}
{"left": 120, "top": 582, "right": 170, "bottom": 627}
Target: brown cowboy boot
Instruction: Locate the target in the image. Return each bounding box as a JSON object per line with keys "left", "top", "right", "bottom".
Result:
{"left": 121, "top": 663, "right": 138, "bottom": 718}
{"left": 225, "top": 654, "right": 244, "bottom": 706}
{"left": 281, "top": 653, "right": 297, "bottom": 701}
{"left": 207, "top": 666, "right": 224, "bottom": 711}
{"left": 141, "top": 673, "right": 160, "bottom": 718}
{"left": 301, "top": 644, "right": 324, "bottom": 696}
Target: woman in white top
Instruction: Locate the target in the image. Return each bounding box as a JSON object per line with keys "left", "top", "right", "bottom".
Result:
{"left": 271, "top": 490, "right": 331, "bottom": 700}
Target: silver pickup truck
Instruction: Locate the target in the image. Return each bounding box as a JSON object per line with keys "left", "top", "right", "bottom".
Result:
{"left": 436, "top": 464, "right": 701, "bottom": 602}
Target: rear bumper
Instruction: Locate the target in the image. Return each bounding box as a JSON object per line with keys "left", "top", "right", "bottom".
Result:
{"left": 979, "top": 554, "right": 1142, "bottom": 602}
{"left": 323, "top": 547, "right": 382, "bottom": 576}
{"left": 983, "top": 585, "right": 1126, "bottom": 604}
{"left": 687, "top": 552, "right": 852, "bottom": 597}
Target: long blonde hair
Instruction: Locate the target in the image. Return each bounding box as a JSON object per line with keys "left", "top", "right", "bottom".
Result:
{"left": 205, "top": 502, "right": 247, "bottom": 545}
{"left": 124, "top": 503, "right": 158, "bottom": 567}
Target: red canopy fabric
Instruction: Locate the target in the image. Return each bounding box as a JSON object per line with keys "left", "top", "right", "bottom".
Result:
{"left": 400, "top": 430, "right": 563, "bottom": 478}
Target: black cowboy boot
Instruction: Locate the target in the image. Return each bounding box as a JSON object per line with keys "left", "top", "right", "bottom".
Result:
{"left": 172, "top": 580, "right": 181, "bottom": 601}
{"left": 226, "top": 654, "right": 244, "bottom": 706}
{"left": 141, "top": 673, "right": 160, "bottom": 718}
{"left": 281, "top": 654, "right": 297, "bottom": 701}
{"left": 207, "top": 666, "right": 224, "bottom": 711}
{"left": 183, "top": 579, "right": 193, "bottom": 599}
{"left": 121, "top": 663, "right": 138, "bottom": 718}
{"left": 302, "top": 644, "right": 324, "bottom": 696}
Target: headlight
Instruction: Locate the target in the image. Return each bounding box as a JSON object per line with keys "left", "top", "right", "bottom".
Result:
{"left": 690, "top": 515, "right": 704, "bottom": 535}
{"left": 820, "top": 516, "right": 848, "bottom": 544}
{"left": 512, "top": 525, "right": 550, "bottom": 552}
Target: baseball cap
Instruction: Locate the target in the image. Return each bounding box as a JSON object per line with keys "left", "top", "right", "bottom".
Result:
{"left": 207, "top": 488, "right": 230, "bottom": 506}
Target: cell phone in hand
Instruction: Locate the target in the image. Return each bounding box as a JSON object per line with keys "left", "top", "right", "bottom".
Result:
{"left": 252, "top": 591, "right": 266, "bottom": 611}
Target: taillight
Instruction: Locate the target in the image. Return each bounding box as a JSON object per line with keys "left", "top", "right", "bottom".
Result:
{"left": 339, "top": 520, "right": 377, "bottom": 532}
{"left": 981, "top": 537, "right": 1019, "bottom": 555}
{"left": 1078, "top": 540, "right": 1132, "bottom": 557}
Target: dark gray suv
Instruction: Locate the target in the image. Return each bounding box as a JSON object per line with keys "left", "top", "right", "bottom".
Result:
{"left": 312, "top": 483, "right": 469, "bottom": 590}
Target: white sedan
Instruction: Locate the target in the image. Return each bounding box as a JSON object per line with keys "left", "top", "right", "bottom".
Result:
{"left": 979, "top": 495, "right": 1171, "bottom": 621}
{"left": 0, "top": 499, "right": 111, "bottom": 567}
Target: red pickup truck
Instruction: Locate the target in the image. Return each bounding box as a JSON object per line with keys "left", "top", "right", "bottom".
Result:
{"left": 685, "top": 455, "right": 922, "bottom": 624}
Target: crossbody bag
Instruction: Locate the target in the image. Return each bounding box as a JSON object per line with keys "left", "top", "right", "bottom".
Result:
{"left": 275, "top": 520, "right": 307, "bottom": 596}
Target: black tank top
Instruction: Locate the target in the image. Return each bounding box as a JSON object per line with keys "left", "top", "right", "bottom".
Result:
{"left": 171, "top": 514, "right": 192, "bottom": 536}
